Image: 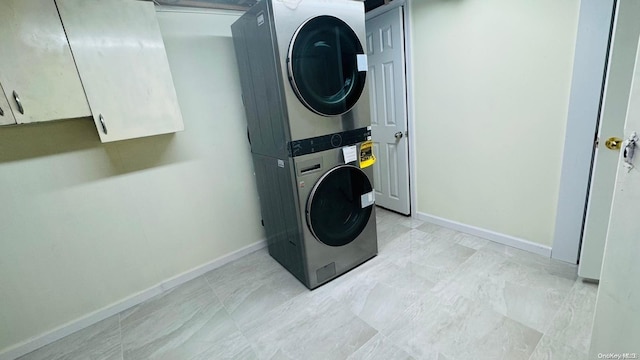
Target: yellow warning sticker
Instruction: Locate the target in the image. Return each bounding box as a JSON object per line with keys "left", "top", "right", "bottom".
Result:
{"left": 359, "top": 141, "right": 376, "bottom": 168}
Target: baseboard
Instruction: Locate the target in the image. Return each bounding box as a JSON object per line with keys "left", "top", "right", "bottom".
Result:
{"left": 414, "top": 212, "right": 552, "bottom": 258}
{"left": 0, "top": 239, "right": 267, "bottom": 360}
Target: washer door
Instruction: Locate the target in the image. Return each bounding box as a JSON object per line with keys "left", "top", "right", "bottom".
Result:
{"left": 287, "top": 15, "right": 367, "bottom": 116}
{"left": 307, "top": 165, "right": 374, "bottom": 247}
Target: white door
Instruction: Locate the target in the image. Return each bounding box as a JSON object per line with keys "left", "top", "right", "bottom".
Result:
{"left": 366, "top": 7, "right": 410, "bottom": 215}
{"left": 589, "top": 36, "right": 640, "bottom": 356}
{"left": 579, "top": 0, "right": 640, "bottom": 280}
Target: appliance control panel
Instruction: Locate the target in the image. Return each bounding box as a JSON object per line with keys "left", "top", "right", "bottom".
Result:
{"left": 288, "top": 127, "right": 371, "bottom": 157}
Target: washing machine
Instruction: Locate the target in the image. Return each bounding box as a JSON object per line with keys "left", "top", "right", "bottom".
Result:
{"left": 252, "top": 139, "right": 378, "bottom": 289}
{"left": 232, "top": 0, "right": 377, "bottom": 289}
{"left": 231, "top": 0, "right": 371, "bottom": 159}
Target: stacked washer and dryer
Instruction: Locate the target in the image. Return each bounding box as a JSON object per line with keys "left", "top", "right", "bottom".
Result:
{"left": 232, "top": 0, "right": 377, "bottom": 289}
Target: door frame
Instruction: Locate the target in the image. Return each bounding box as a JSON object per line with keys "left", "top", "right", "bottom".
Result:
{"left": 365, "top": 0, "right": 417, "bottom": 217}
{"left": 368, "top": 0, "right": 625, "bottom": 264}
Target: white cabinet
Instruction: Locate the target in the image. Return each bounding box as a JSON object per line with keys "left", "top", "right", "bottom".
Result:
{"left": 56, "top": 0, "right": 185, "bottom": 143}
{"left": 0, "top": 0, "right": 91, "bottom": 125}
{"left": 0, "top": 83, "right": 15, "bottom": 126}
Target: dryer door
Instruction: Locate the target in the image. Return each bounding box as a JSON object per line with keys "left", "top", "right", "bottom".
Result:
{"left": 307, "top": 164, "right": 374, "bottom": 247}
{"left": 287, "top": 15, "right": 367, "bottom": 117}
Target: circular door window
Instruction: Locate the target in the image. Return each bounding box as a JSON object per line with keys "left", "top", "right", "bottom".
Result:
{"left": 287, "top": 16, "right": 367, "bottom": 116}
{"left": 307, "top": 165, "right": 373, "bottom": 247}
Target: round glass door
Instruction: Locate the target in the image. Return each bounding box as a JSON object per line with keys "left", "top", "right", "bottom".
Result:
{"left": 287, "top": 16, "right": 367, "bottom": 116}
{"left": 306, "top": 165, "right": 373, "bottom": 247}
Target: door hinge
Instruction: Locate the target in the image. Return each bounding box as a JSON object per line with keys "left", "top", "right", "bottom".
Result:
{"left": 594, "top": 137, "right": 599, "bottom": 148}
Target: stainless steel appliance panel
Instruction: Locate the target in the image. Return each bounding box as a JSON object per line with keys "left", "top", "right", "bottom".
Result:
{"left": 231, "top": 1, "right": 291, "bottom": 158}
{"left": 270, "top": 0, "right": 372, "bottom": 141}
{"left": 252, "top": 153, "right": 309, "bottom": 284}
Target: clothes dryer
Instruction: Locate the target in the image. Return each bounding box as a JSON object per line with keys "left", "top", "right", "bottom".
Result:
{"left": 232, "top": 0, "right": 371, "bottom": 158}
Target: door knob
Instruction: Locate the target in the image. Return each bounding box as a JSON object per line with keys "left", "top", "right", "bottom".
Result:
{"left": 394, "top": 131, "right": 403, "bottom": 139}
{"left": 605, "top": 137, "right": 623, "bottom": 150}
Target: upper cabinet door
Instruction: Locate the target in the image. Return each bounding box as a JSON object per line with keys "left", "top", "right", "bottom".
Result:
{"left": 56, "top": 0, "right": 184, "bottom": 143}
{"left": 0, "top": 0, "right": 91, "bottom": 124}
{"left": 0, "top": 83, "right": 16, "bottom": 126}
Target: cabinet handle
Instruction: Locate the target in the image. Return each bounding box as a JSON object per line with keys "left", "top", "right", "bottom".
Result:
{"left": 0, "top": 106, "right": 4, "bottom": 116}
{"left": 13, "top": 91, "right": 24, "bottom": 114}
{"left": 99, "top": 114, "right": 108, "bottom": 134}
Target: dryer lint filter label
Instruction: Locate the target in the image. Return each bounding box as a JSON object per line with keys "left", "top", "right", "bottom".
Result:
{"left": 361, "top": 191, "right": 375, "bottom": 208}
{"left": 357, "top": 54, "right": 368, "bottom": 72}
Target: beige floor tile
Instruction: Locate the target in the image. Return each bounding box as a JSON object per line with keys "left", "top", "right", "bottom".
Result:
{"left": 529, "top": 335, "right": 587, "bottom": 360}
{"left": 545, "top": 280, "right": 599, "bottom": 353}
{"left": 383, "top": 285, "right": 542, "bottom": 360}
{"left": 16, "top": 210, "right": 597, "bottom": 360}
{"left": 17, "top": 315, "right": 121, "bottom": 360}
{"left": 347, "top": 334, "right": 416, "bottom": 360}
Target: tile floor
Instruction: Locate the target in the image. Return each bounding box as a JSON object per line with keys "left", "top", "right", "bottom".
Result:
{"left": 18, "top": 207, "right": 598, "bottom": 360}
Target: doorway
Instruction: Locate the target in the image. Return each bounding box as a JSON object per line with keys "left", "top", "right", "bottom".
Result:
{"left": 553, "top": 0, "right": 640, "bottom": 278}
{"left": 366, "top": 1, "right": 412, "bottom": 215}
{"left": 578, "top": 0, "right": 640, "bottom": 279}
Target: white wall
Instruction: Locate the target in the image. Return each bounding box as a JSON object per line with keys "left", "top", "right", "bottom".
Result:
{"left": 0, "top": 9, "right": 263, "bottom": 354}
{"left": 410, "top": 0, "right": 580, "bottom": 246}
